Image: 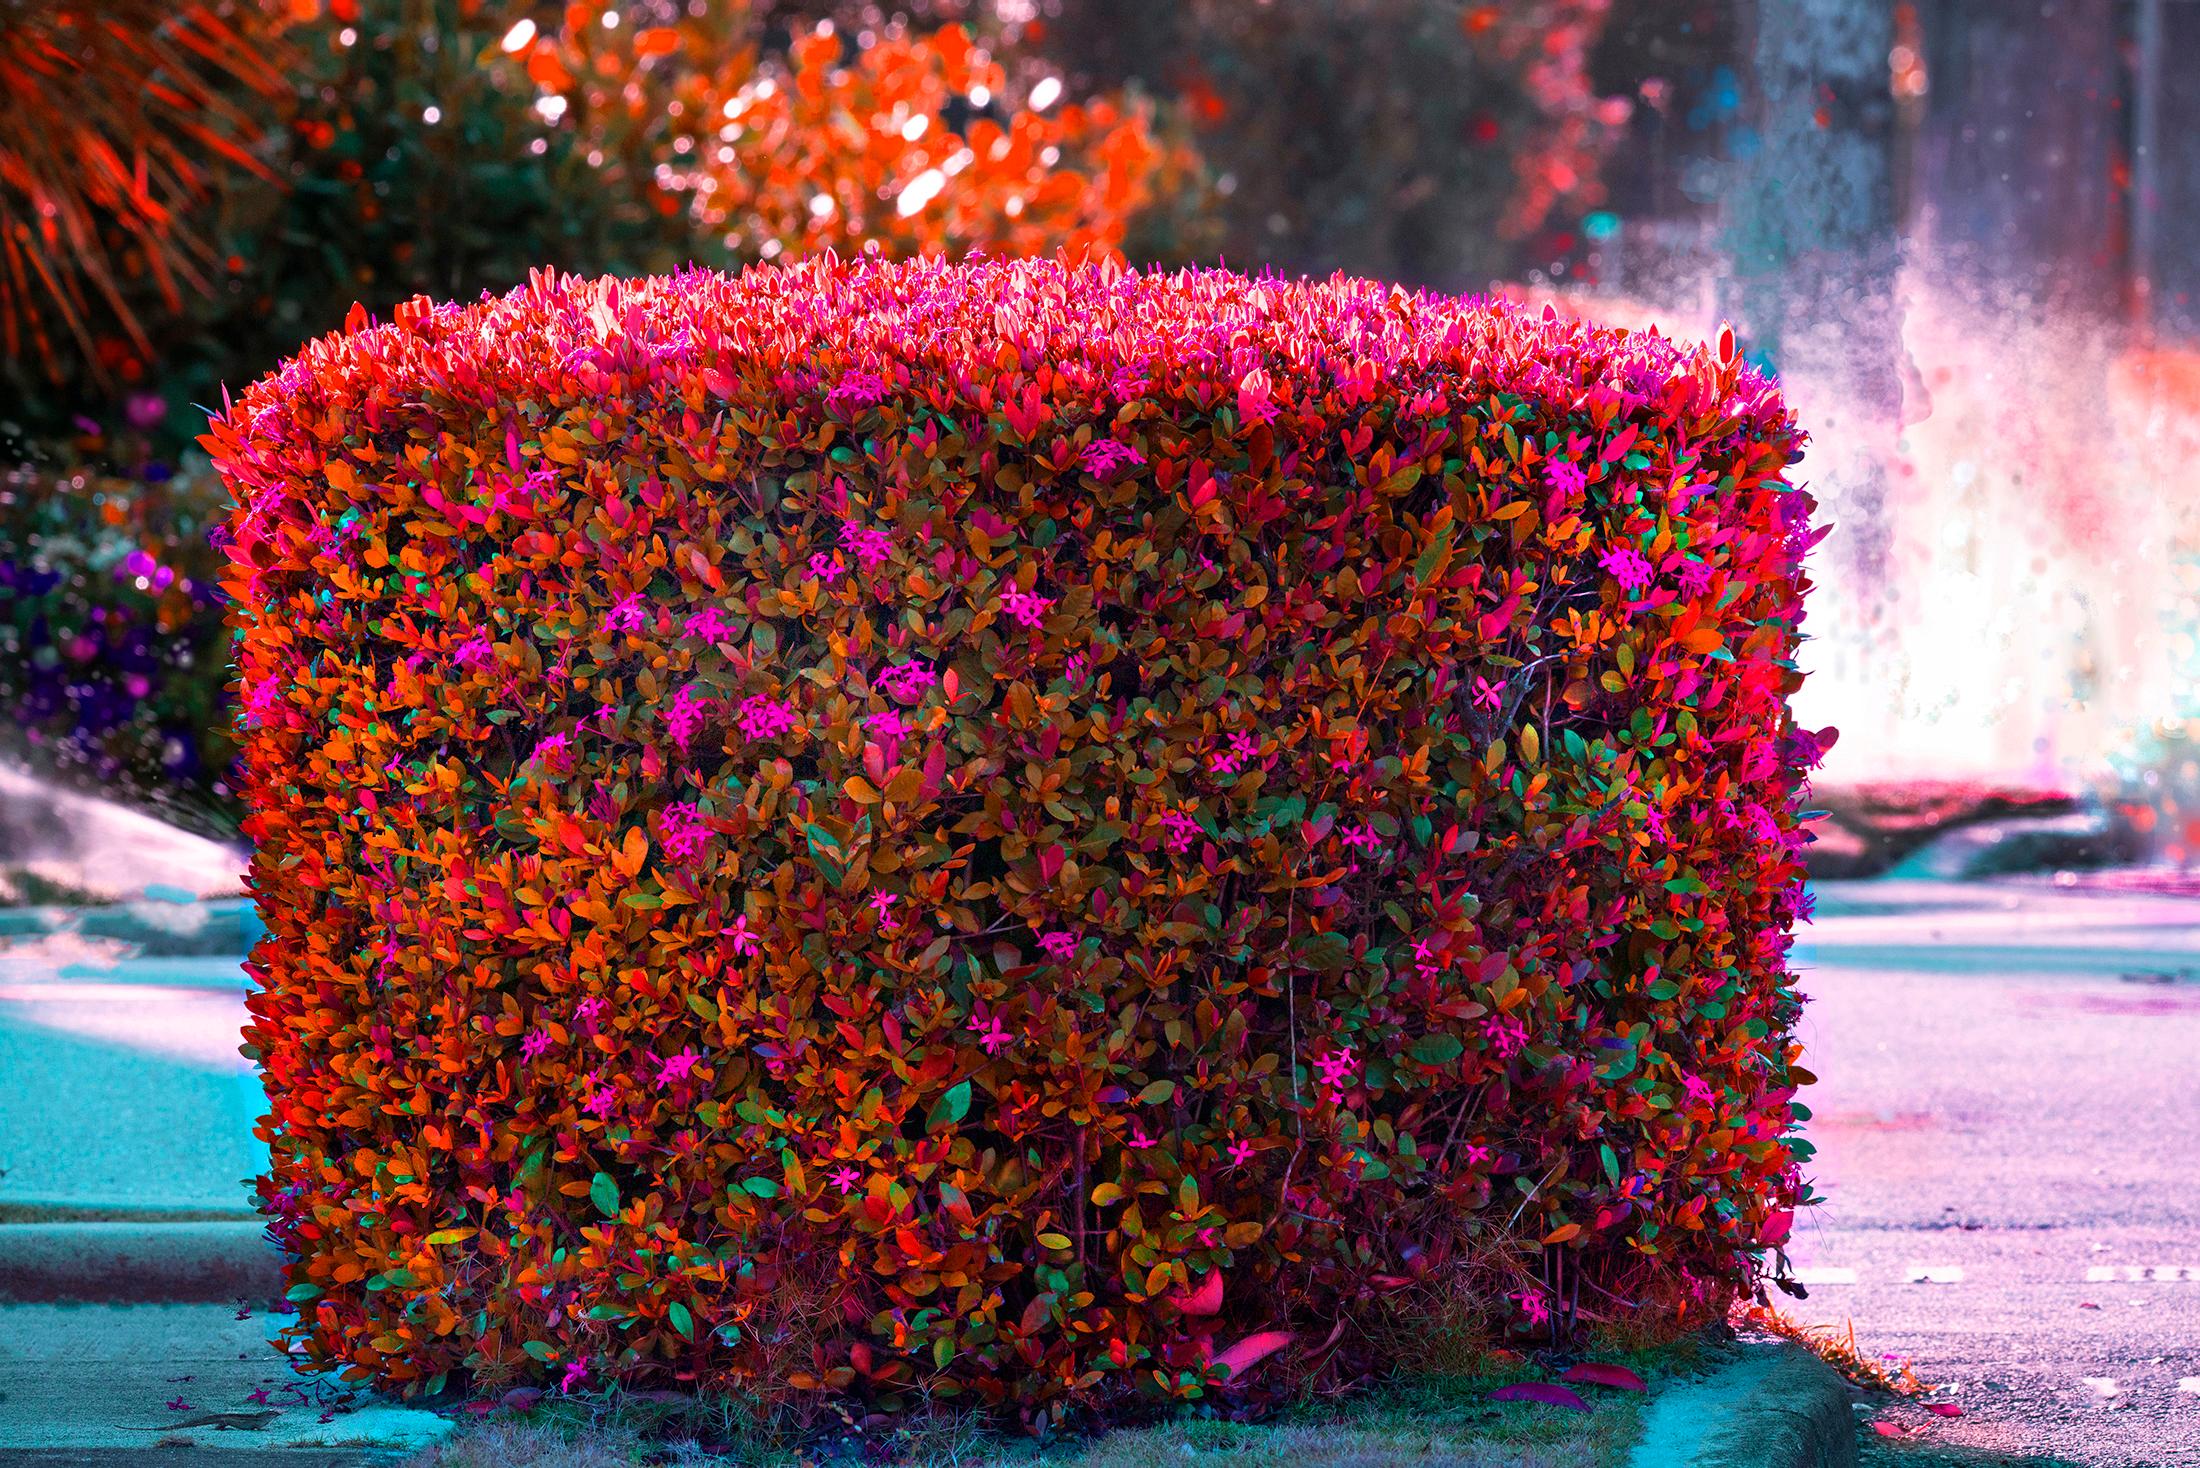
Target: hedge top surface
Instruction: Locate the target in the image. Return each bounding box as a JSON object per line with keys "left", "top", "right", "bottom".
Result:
{"left": 217, "top": 254, "right": 1789, "bottom": 486}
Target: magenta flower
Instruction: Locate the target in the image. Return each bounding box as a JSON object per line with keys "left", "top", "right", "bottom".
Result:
{"left": 684, "top": 606, "right": 736, "bottom": 643}
{"left": 1544, "top": 457, "right": 1589, "bottom": 498}
{"left": 452, "top": 630, "right": 496, "bottom": 669}
{"left": 864, "top": 709, "right": 907, "bottom": 762}
{"left": 879, "top": 661, "right": 933, "bottom": 701}
{"left": 531, "top": 732, "right": 574, "bottom": 774}
{"left": 1514, "top": 1288, "right": 1551, "bottom": 1327}
{"left": 1677, "top": 560, "right": 1714, "bottom": 597}
{"left": 830, "top": 1165, "right": 861, "bottom": 1194}
{"left": 1599, "top": 546, "right": 1653, "bottom": 594}
{"left": 840, "top": 520, "right": 895, "bottom": 569}
{"left": 1160, "top": 809, "right": 1201, "bottom": 854}
{"left": 575, "top": 995, "right": 607, "bottom": 1026}
{"left": 520, "top": 1028, "right": 554, "bottom": 1063}
{"left": 827, "top": 369, "right": 888, "bottom": 413}
{"left": 663, "top": 685, "right": 713, "bottom": 756}
{"left": 1314, "top": 1046, "right": 1360, "bottom": 1092}
{"left": 1127, "top": 1125, "right": 1156, "bottom": 1150}
{"left": 807, "top": 550, "right": 843, "bottom": 583}
{"left": 998, "top": 586, "right": 1054, "bottom": 628}
{"left": 735, "top": 694, "right": 798, "bottom": 742}
{"left": 1038, "top": 930, "right": 1078, "bottom": 962}
{"left": 1472, "top": 676, "right": 1502, "bottom": 714}
{"left": 724, "top": 914, "right": 759, "bottom": 956}
{"left": 1339, "top": 822, "right": 1380, "bottom": 853}
{"left": 1080, "top": 439, "right": 1145, "bottom": 476}
{"left": 661, "top": 801, "right": 710, "bottom": 862}
{"left": 1463, "top": 1142, "right": 1493, "bottom": 1166}
{"left": 1683, "top": 1073, "right": 1716, "bottom": 1106}
{"left": 559, "top": 1360, "right": 588, "bottom": 1394}
{"left": 655, "top": 1048, "right": 701, "bottom": 1086}
{"left": 1210, "top": 729, "right": 1260, "bottom": 776}
{"left": 166, "top": 1397, "right": 194, "bottom": 1412}
{"left": 1485, "top": 1015, "right": 1529, "bottom": 1059}
{"left": 869, "top": 891, "right": 900, "bottom": 930}
{"left": 1227, "top": 1138, "right": 1256, "bottom": 1168}
{"left": 583, "top": 1081, "right": 619, "bottom": 1118}
{"left": 968, "top": 1009, "right": 1014, "bottom": 1055}
{"left": 246, "top": 1388, "right": 271, "bottom": 1405}
{"left": 603, "top": 591, "right": 650, "bottom": 634}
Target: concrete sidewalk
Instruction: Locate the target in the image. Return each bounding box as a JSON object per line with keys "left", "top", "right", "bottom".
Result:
{"left": 0, "top": 1302, "right": 450, "bottom": 1458}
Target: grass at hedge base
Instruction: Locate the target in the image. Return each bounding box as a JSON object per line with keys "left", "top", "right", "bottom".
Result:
{"left": 207, "top": 255, "right": 1822, "bottom": 1428}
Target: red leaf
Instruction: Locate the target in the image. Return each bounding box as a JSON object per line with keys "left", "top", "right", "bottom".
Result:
{"left": 1561, "top": 1362, "right": 1647, "bottom": 1391}
{"left": 1488, "top": 1383, "right": 1591, "bottom": 1411}
{"left": 1213, "top": 1330, "right": 1294, "bottom": 1380}
{"left": 1760, "top": 1208, "right": 1793, "bottom": 1245}
{"left": 1926, "top": 1402, "right": 1963, "bottom": 1418}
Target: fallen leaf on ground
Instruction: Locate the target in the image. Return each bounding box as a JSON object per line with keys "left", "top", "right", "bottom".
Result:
{"left": 1925, "top": 1402, "right": 1963, "bottom": 1417}
{"left": 1561, "top": 1362, "right": 1647, "bottom": 1391}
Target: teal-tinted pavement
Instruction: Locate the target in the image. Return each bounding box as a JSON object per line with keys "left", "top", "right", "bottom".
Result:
{"left": 0, "top": 941, "right": 260, "bottom": 1216}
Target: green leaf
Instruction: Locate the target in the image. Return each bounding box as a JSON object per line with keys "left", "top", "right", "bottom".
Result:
{"left": 1297, "top": 931, "right": 1350, "bottom": 973}
{"left": 522, "top": 1340, "right": 556, "bottom": 1362}
{"left": 286, "top": 1283, "right": 323, "bottom": 1302}
{"left": 1136, "top": 1079, "right": 1176, "bottom": 1105}
{"left": 669, "top": 1302, "right": 695, "bottom": 1341}
{"left": 1410, "top": 1033, "right": 1465, "bottom": 1066}
{"left": 1600, "top": 1143, "right": 1622, "bottom": 1186}
{"left": 739, "top": 1175, "right": 781, "bottom": 1198}
{"left": 928, "top": 1079, "right": 972, "bottom": 1132}
{"left": 590, "top": 1171, "right": 620, "bottom": 1218}
{"left": 687, "top": 992, "right": 719, "bottom": 1022}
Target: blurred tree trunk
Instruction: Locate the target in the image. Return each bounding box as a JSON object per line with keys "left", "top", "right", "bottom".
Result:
{"left": 1909, "top": 0, "right": 2123, "bottom": 320}
{"left": 1721, "top": 0, "right": 1902, "bottom": 616}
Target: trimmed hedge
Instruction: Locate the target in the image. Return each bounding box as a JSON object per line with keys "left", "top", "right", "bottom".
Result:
{"left": 207, "top": 256, "right": 1824, "bottom": 1422}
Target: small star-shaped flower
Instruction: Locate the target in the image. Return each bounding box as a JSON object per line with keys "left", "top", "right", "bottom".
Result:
{"left": 1127, "top": 1126, "right": 1156, "bottom": 1150}
{"left": 723, "top": 914, "right": 759, "bottom": 955}
{"left": 830, "top": 1165, "right": 861, "bottom": 1194}
{"left": 1227, "top": 1138, "right": 1255, "bottom": 1167}
{"left": 246, "top": 1388, "right": 271, "bottom": 1406}
{"left": 968, "top": 1013, "right": 1013, "bottom": 1054}
{"left": 655, "top": 1048, "right": 701, "bottom": 1086}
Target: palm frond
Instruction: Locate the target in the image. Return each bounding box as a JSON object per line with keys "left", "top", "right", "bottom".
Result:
{"left": 0, "top": 0, "right": 294, "bottom": 379}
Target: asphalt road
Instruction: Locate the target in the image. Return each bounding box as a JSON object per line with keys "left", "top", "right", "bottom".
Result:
{"left": 1785, "top": 879, "right": 2200, "bottom": 1467}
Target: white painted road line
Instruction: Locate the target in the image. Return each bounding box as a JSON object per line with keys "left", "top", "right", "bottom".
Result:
{"left": 1904, "top": 1264, "right": 1965, "bottom": 1284}
{"left": 1791, "top": 1267, "right": 1859, "bottom": 1285}
{"left": 2084, "top": 1265, "right": 2199, "bottom": 1282}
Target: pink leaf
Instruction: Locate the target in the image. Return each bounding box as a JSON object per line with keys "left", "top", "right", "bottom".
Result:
{"left": 1213, "top": 1330, "right": 1294, "bottom": 1380}
{"left": 1760, "top": 1208, "right": 1794, "bottom": 1245}
{"left": 1169, "top": 1269, "right": 1224, "bottom": 1317}
{"left": 1488, "top": 1383, "right": 1591, "bottom": 1411}
{"left": 1926, "top": 1402, "right": 1963, "bottom": 1418}
{"left": 1561, "top": 1362, "right": 1648, "bottom": 1392}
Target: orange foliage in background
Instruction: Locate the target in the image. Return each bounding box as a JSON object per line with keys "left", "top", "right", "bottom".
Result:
{"left": 494, "top": 2, "right": 1181, "bottom": 267}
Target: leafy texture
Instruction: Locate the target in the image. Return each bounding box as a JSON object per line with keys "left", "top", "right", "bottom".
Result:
{"left": 209, "top": 255, "right": 1821, "bottom": 1423}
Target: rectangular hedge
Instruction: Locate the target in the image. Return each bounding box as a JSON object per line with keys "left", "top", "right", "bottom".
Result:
{"left": 206, "top": 256, "right": 1825, "bottom": 1423}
